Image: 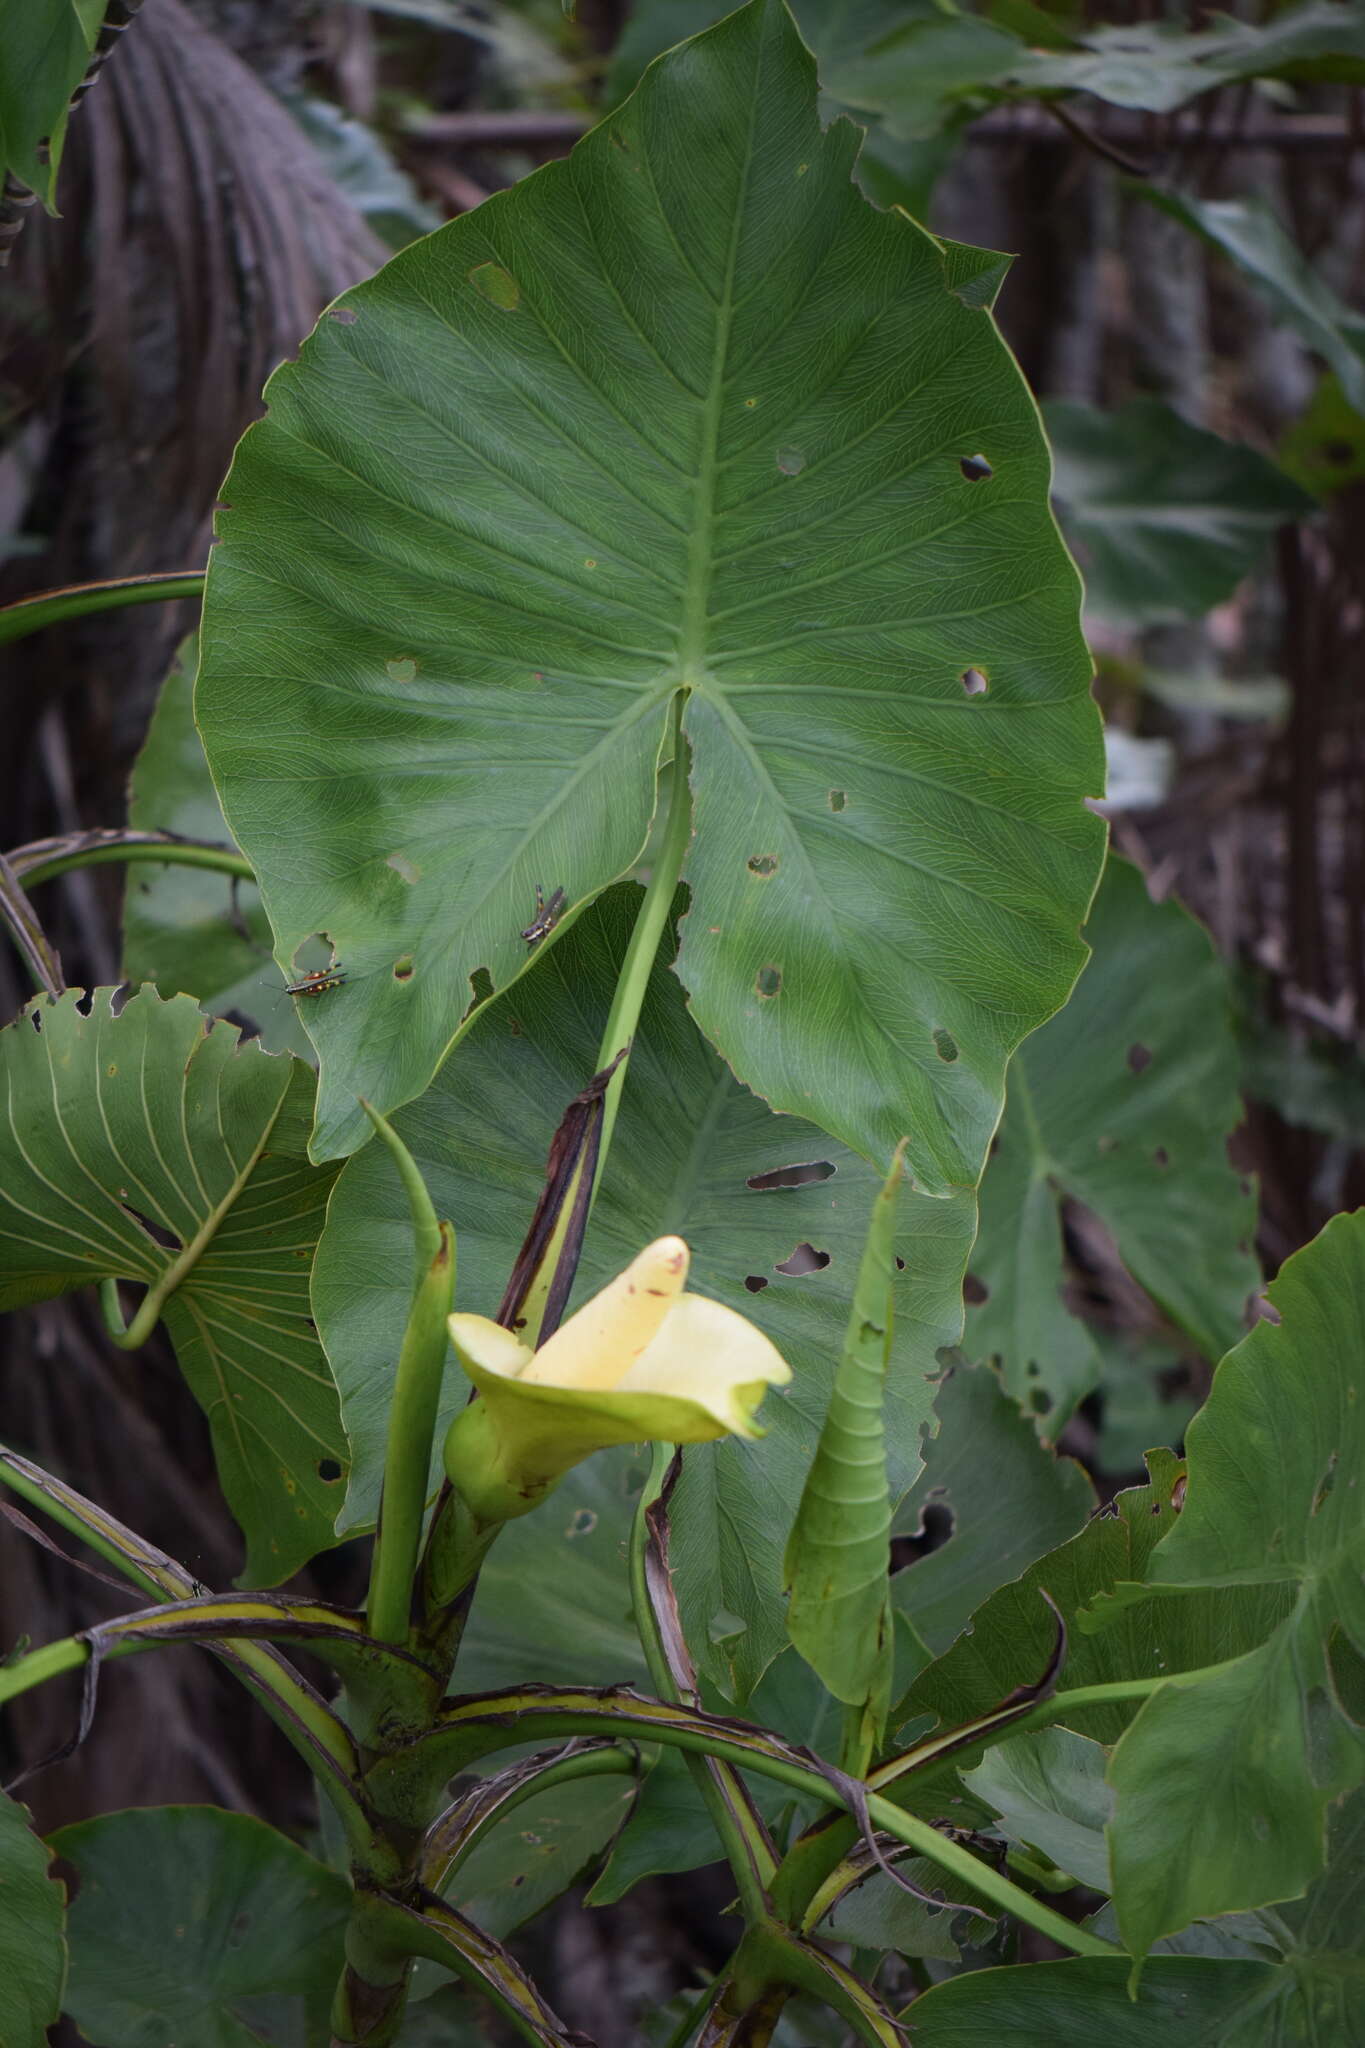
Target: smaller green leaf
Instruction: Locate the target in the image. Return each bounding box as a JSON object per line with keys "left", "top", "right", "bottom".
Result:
{"left": 0, "top": 1788, "right": 66, "bottom": 2044}
{"left": 890, "top": 1360, "right": 1094, "bottom": 1656}
{"left": 122, "top": 636, "right": 307, "bottom": 1058}
{"left": 53, "top": 1806, "right": 350, "bottom": 2048}
{"left": 962, "top": 1728, "right": 1112, "bottom": 1891}
{"left": 784, "top": 1150, "right": 903, "bottom": 1714}
{"left": 0, "top": 0, "right": 98, "bottom": 205}
{"left": 818, "top": 1862, "right": 967, "bottom": 1962}
{"left": 1046, "top": 400, "right": 1312, "bottom": 628}
{"left": 1143, "top": 188, "right": 1365, "bottom": 415}
{"left": 966, "top": 855, "right": 1259, "bottom": 1429}
{"left": 286, "top": 96, "right": 440, "bottom": 250}
{"left": 0, "top": 989, "right": 347, "bottom": 1581}
{"left": 1107, "top": 1209, "right": 1365, "bottom": 1958}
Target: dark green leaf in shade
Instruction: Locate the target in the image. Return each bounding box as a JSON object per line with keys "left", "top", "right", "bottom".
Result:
{"left": 961, "top": 1727, "right": 1112, "bottom": 1891}
{"left": 1107, "top": 1210, "right": 1365, "bottom": 1960}
{"left": 0, "top": 1788, "right": 66, "bottom": 2046}
{"left": 1143, "top": 188, "right": 1365, "bottom": 415}
{"left": 286, "top": 96, "right": 441, "bottom": 250}
{"left": 1046, "top": 400, "right": 1312, "bottom": 628}
{"left": 196, "top": 0, "right": 1104, "bottom": 1182}
{"left": 122, "top": 636, "right": 309, "bottom": 1058}
{"left": 52, "top": 1806, "right": 350, "bottom": 2048}
{"left": 909, "top": 1785, "right": 1365, "bottom": 2043}
{"left": 0, "top": 989, "right": 347, "bottom": 1581}
{"left": 890, "top": 1361, "right": 1095, "bottom": 1658}
{"left": 784, "top": 1151, "right": 902, "bottom": 1714}
{"left": 315, "top": 885, "right": 975, "bottom": 1700}
{"left": 966, "top": 855, "right": 1259, "bottom": 1429}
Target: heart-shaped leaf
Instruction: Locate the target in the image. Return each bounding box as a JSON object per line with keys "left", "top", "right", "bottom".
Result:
{"left": 0, "top": 988, "right": 347, "bottom": 1581}
{"left": 197, "top": 0, "right": 1104, "bottom": 1183}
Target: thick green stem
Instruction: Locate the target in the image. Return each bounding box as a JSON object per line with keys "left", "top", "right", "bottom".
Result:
{"left": 629, "top": 1442, "right": 773, "bottom": 1925}
{"left": 592, "top": 699, "right": 692, "bottom": 1193}
{"left": 362, "top": 1103, "right": 456, "bottom": 1651}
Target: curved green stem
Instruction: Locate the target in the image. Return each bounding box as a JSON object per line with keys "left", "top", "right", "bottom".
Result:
{"left": 0, "top": 569, "right": 205, "bottom": 645}
{"left": 15, "top": 835, "right": 253, "bottom": 889}
{"left": 398, "top": 1697, "right": 1119, "bottom": 1959}
{"left": 629, "top": 1441, "right": 773, "bottom": 1924}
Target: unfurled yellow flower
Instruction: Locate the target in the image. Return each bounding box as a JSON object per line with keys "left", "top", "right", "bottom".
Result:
{"left": 442, "top": 1237, "right": 790, "bottom": 1523}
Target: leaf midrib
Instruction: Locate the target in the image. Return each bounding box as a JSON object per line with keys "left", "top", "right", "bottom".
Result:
{"left": 677, "top": 57, "right": 764, "bottom": 683}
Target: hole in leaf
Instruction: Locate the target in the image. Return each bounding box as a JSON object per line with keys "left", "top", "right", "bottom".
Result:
{"left": 1028, "top": 1387, "right": 1052, "bottom": 1416}
{"left": 775, "top": 1242, "right": 830, "bottom": 1276}
{"left": 317, "top": 1459, "right": 343, "bottom": 1483}
{"left": 122, "top": 1206, "right": 182, "bottom": 1252}
{"left": 963, "top": 1273, "right": 989, "bottom": 1306}
{"left": 566, "top": 1508, "right": 597, "bottom": 1538}
{"left": 932, "top": 1028, "right": 959, "bottom": 1062}
{"left": 747, "top": 854, "right": 779, "bottom": 878}
{"left": 28, "top": 1009, "right": 41, "bottom": 1032}
{"left": 959, "top": 453, "right": 993, "bottom": 481}
{"left": 1127, "top": 1043, "right": 1152, "bottom": 1074}
{"left": 468, "top": 966, "right": 494, "bottom": 1005}
{"left": 1153, "top": 1146, "right": 1169, "bottom": 1167}
{"left": 744, "top": 1275, "right": 769, "bottom": 1293}
{"left": 776, "top": 446, "right": 806, "bottom": 476}
{"left": 828, "top": 789, "right": 847, "bottom": 812}
{"left": 75, "top": 989, "right": 94, "bottom": 1016}
{"left": 1257, "top": 1295, "right": 1282, "bottom": 1326}
{"left": 393, "top": 956, "right": 414, "bottom": 981}
{"left": 328, "top": 307, "right": 358, "bottom": 325}
{"left": 895, "top": 1256, "right": 905, "bottom": 1271}
{"left": 960, "top": 667, "right": 988, "bottom": 696}
{"left": 755, "top": 964, "right": 782, "bottom": 998}
{"left": 1311, "top": 1452, "right": 1338, "bottom": 1516}
{"left": 746, "top": 1160, "right": 836, "bottom": 1191}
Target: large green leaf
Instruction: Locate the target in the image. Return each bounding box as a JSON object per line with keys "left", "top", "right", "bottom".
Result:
{"left": 53, "top": 1806, "right": 350, "bottom": 2048}
{"left": 122, "top": 636, "right": 309, "bottom": 1058}
{"left": 1046, "top": 400, "right": 1312, "bottom": 628}
{"left": 1145, "top": 188, "right": 1365, "bottom": 417}
{"left": 315, "top": 884, "right": 975, "bottom": 1699}
{"left": 890, "top": 1360, "right": 1095, "bottom": 1658}
{"left": 0, "top": 0, "right": 99, "bottom": 204}
{"left": 0, "top": 1789, "right": 66, "bottom": 2045}
{"left": 909, "top": 1786, "right": 1365, "bottom": 2043}
{"left": 0, "top": 988, "right": 347, "bottom": 1580}
{"left": 965, "top": 855, "right": 1258, "bottom": 1429}
{"left": 1107, "top": 1210, "right": 1365, "bottom": 1959}
{"left": 196, "top": 0, "right": 1105, "bottom": 1181}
